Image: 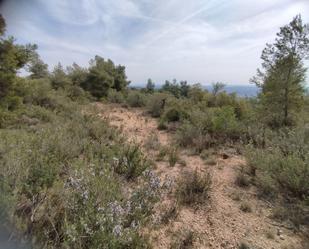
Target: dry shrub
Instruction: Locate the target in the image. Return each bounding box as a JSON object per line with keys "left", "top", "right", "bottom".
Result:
{"left": 176, "top": 170, "right": 211, "bottom": 205}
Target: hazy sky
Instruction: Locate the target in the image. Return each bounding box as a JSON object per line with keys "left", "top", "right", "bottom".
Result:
{"left": 1, "top": 0, "right": 309, "bottom": 85}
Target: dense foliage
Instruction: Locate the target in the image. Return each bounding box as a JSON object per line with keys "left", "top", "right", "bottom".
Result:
{"left": 0, "top": 13, "right": 309, "bottom": 248}
{"left": 122, "top": 15, "right": 309, "bottom": 229}
{"left": 251, "top": 15, "right": 309, "bottom": 127}
{"left": 0, "top": 14, "right": 157, "bottom": 248}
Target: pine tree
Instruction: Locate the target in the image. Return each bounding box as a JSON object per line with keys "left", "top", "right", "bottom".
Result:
{"left": 50, "top": 62, "right": 71, "bottom": 90}
{"left": 252, "top": 15, "right": 309, "bottom": 127}
{"left": 212, "top": 82, "right": 225, "bottom": 96}
{"left": 0, "top": 14, "right": 36, "bottom": 99}
{"left": 146, "top": 78, "right": 155, "bottom": 93}
{"left": 28, "top": 54, "right": 49, "bottom": 79}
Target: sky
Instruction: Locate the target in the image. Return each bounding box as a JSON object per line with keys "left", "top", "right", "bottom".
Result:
{"left": 0, "top": 0, "right": 309, "bottom": 85}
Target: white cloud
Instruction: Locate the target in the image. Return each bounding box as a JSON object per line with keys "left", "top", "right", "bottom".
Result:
{"left": 1, "top": 0, "right": 309, "bottom": 84}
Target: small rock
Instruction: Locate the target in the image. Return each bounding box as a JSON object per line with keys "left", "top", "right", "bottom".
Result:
{"left": 277, "top": 228, "right": 282, "bottom": 235}
{"left": 222, "top": 153, "right": 229, "bottom": 159}
{"left": 279, "top": 235, "right": 285, "bottom": 240}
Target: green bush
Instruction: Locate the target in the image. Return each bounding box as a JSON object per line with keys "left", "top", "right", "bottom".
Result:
{"left": 168, "top": 147, "right": 179, "bottom": 167}
{"left": 114, "top": 144, "right": 150, "bottom": 180}
{"left": 244, "top": 126, "right": 309, "bottom": 228}
{"left": 246, "top": 145, "right": 309, "bottom": 199}
{"left": 176, "top": 121, "right": 202, "bottom": 148}
{"left": 163, "top": 107, "right": 181, "bottom": 122}
{"left": 127, "top": 91, "right": 146, "bottom": 107}
{"left": 0, "top": 108, "right": 17, "bottom": 128}
{"left": 146, "top": 92, "right": 168, "bottom": 117}
{"left": 0, "top": 99, "right": 156, "bottom": 248}
{"left": 21, "top": 78, "right": 53, "bottom": 105}
{"left": 107, "top": 89, "right": 125, "bottom": 103}
{"left": 4, "top": 95, "right": 23, "bottom": 110}
{"left": 67, "top": 85, "right": 91, "bottom": 102}
{"left": 211, "top": 106, "right": 239, "bottom": 135}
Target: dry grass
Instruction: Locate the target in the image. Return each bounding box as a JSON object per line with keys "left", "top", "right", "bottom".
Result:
{"left": 176, "top": 170, "right": 212, "bottom": 206}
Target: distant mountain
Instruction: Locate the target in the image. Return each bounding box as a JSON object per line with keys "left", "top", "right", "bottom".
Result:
{"left": 202, "top": 85, "right": 259, "bottom": 97}
{"left": 130, "top": 83, "right": 259, "bottom": 97}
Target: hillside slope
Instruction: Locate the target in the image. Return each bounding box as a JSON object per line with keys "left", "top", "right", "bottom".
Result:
{"left": 98, "top": 103, "right": 306, "bottom": 249}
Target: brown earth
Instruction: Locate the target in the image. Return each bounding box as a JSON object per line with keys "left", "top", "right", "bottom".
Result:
{"left": 96, "top": 103, "right": 305, "bottom": 249}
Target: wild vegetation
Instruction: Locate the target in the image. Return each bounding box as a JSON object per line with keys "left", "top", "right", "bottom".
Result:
{"left": 0, "top": 14, "right": 158, "bottom": 248}
{"left": 0, "top": 12, "right": 309, "bottom": 248}
{"left": 121, "top": 15, "right": 309, "bottom": 231}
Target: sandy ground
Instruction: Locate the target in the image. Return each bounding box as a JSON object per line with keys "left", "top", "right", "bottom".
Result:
{"left": 96, "top": 103, "right": 306, "bottom": 249}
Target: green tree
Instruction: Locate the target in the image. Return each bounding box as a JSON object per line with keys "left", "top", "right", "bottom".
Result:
{"left": 81, "top": 56, "right": 114, "bottom": 98}
{"left": 212, "top": 82, "right": 225, "bottom": 96}
{"left": 146, "top": 78, "right": 155, "bottom": 93}
{"left": 162, "top": 79, "right": 181, "bottom": 98}
{"left": 80, "top": 56, "right": 129, "bottom": 98}
{"left": 28, "top": 53, "right": 49, "bottom": 79}
{"left": 67, "top": 62, "right": 88, "bottom": 86}
{"left": 180, "top": 80, "right": 190, "bottom": 97}
{"left": 0, "top": 14, "right": 36, "bottom": 100}
{"left": 50, "top": 62, "right": 71, "bottom": 89}
{"left": 0, "top": 14, "right": 5, "bottom": 35}
{"left": 188, "top": 83, "right": 204, "bottom": 103}
{"left": 113, "top": 65, "right": 129, "bottom": 91}
{"left": 251, "top": 15, "right": 309, "bottom": 127}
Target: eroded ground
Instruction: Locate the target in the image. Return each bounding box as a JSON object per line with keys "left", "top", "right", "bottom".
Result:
{"left": 96, "top": 103, "right": 305, "bottom": 249}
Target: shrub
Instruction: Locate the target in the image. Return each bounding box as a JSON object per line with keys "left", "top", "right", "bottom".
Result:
{"left": 245, "top": 126, "right": 309, "bottom": 229}
{"left": 157, "top": 119, "right": 168, "bottom": 130}
{"left": 211, "top": 106, "right": 240, "bottom": 137}
{"left": 127, "top": 91, "right": 146, "bottom": 107}
{"left": 144, "top": 133, "right": 160, "bottom": 151}
{"left": 0, "top": 100, "right": 156, "bottom": 248}
{"left": 160, "top": 203, "right": 178, "bottom": 224}
{"left": 3, "top": 95, "right": 23, "bottom": 111}
{"left": 178, "top": 159, "right": 187, "bottom": 167}
{"left": 67, "top": 85, "right": 90, "bottom": 102}
{"left": 264, "top": 229, "right": 275, "bottom": 239}
{"left": 205, "top": 158, "right": 217, "bottom": 166}
{"left": 0, "top": 108, "right": 18, "bottom": 128}
{"left": 146, "top": 93, "right": 168, "bottom": 117}
{"left": 163, "top": 107, "right": 181, "bottom": 122}
{"left": 171, "top": 230, "right": 194, "bottom": 249}
{"left": 107, "top": 89, "right": 125, "bottom": 103}
{"left": 176, "top": 170, "right": 211, "bottom": 205}
{"left": 238, "top": 242, "right": 251, "bottom": 249}
{"left": 235, "top": 171, "right": 250, "bottom": 188}
{"left": 114, "top": 144, "right": 149, "bottom": 180}
{"left": 176, "top": 121, "right": 201, "bottom": 147}
{"left": 176, "top": 120, "right": 213, "bottom": 152}
{"left": 240, "top": 201, "right": 252, "bottom": 213}
{"left": 21, "top": 78, "right": 53, "bottom": 105}
{"left": 255, "top": 172, "right": 278, "bottom": 198}
{"left": 168, "top": 147, "right": 179, "bottom": 167}
{"left": 271, "top": 203, "right": 308, "bottom": 229}
{"left": 246, "top": 143, "right": 309, "bottom": 199}
{"left": 156, "top": 146, "right": 168, "bottom": 161}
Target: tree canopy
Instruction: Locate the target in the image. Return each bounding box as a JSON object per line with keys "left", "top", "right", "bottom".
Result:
{"left": 80, "top": 55, "right": 129, "bottom": 98}
{"left": 252, "top": 15, "right": 309, "bottom": 127}
{"left": 0, "top": 14, "right": 37, "bottom": 100}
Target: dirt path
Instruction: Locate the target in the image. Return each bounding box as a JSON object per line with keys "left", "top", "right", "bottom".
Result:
{"left": 97, "top": 103, "right": 304, "bottom": 249}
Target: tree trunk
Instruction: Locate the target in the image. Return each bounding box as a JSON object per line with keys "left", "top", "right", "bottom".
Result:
{"left": 283, "top": 64, "right": 292, "bottom": 126}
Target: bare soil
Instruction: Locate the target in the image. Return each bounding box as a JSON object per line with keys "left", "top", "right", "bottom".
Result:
{"left": 96, "top": 103, "right": 306, "bottom": 249}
